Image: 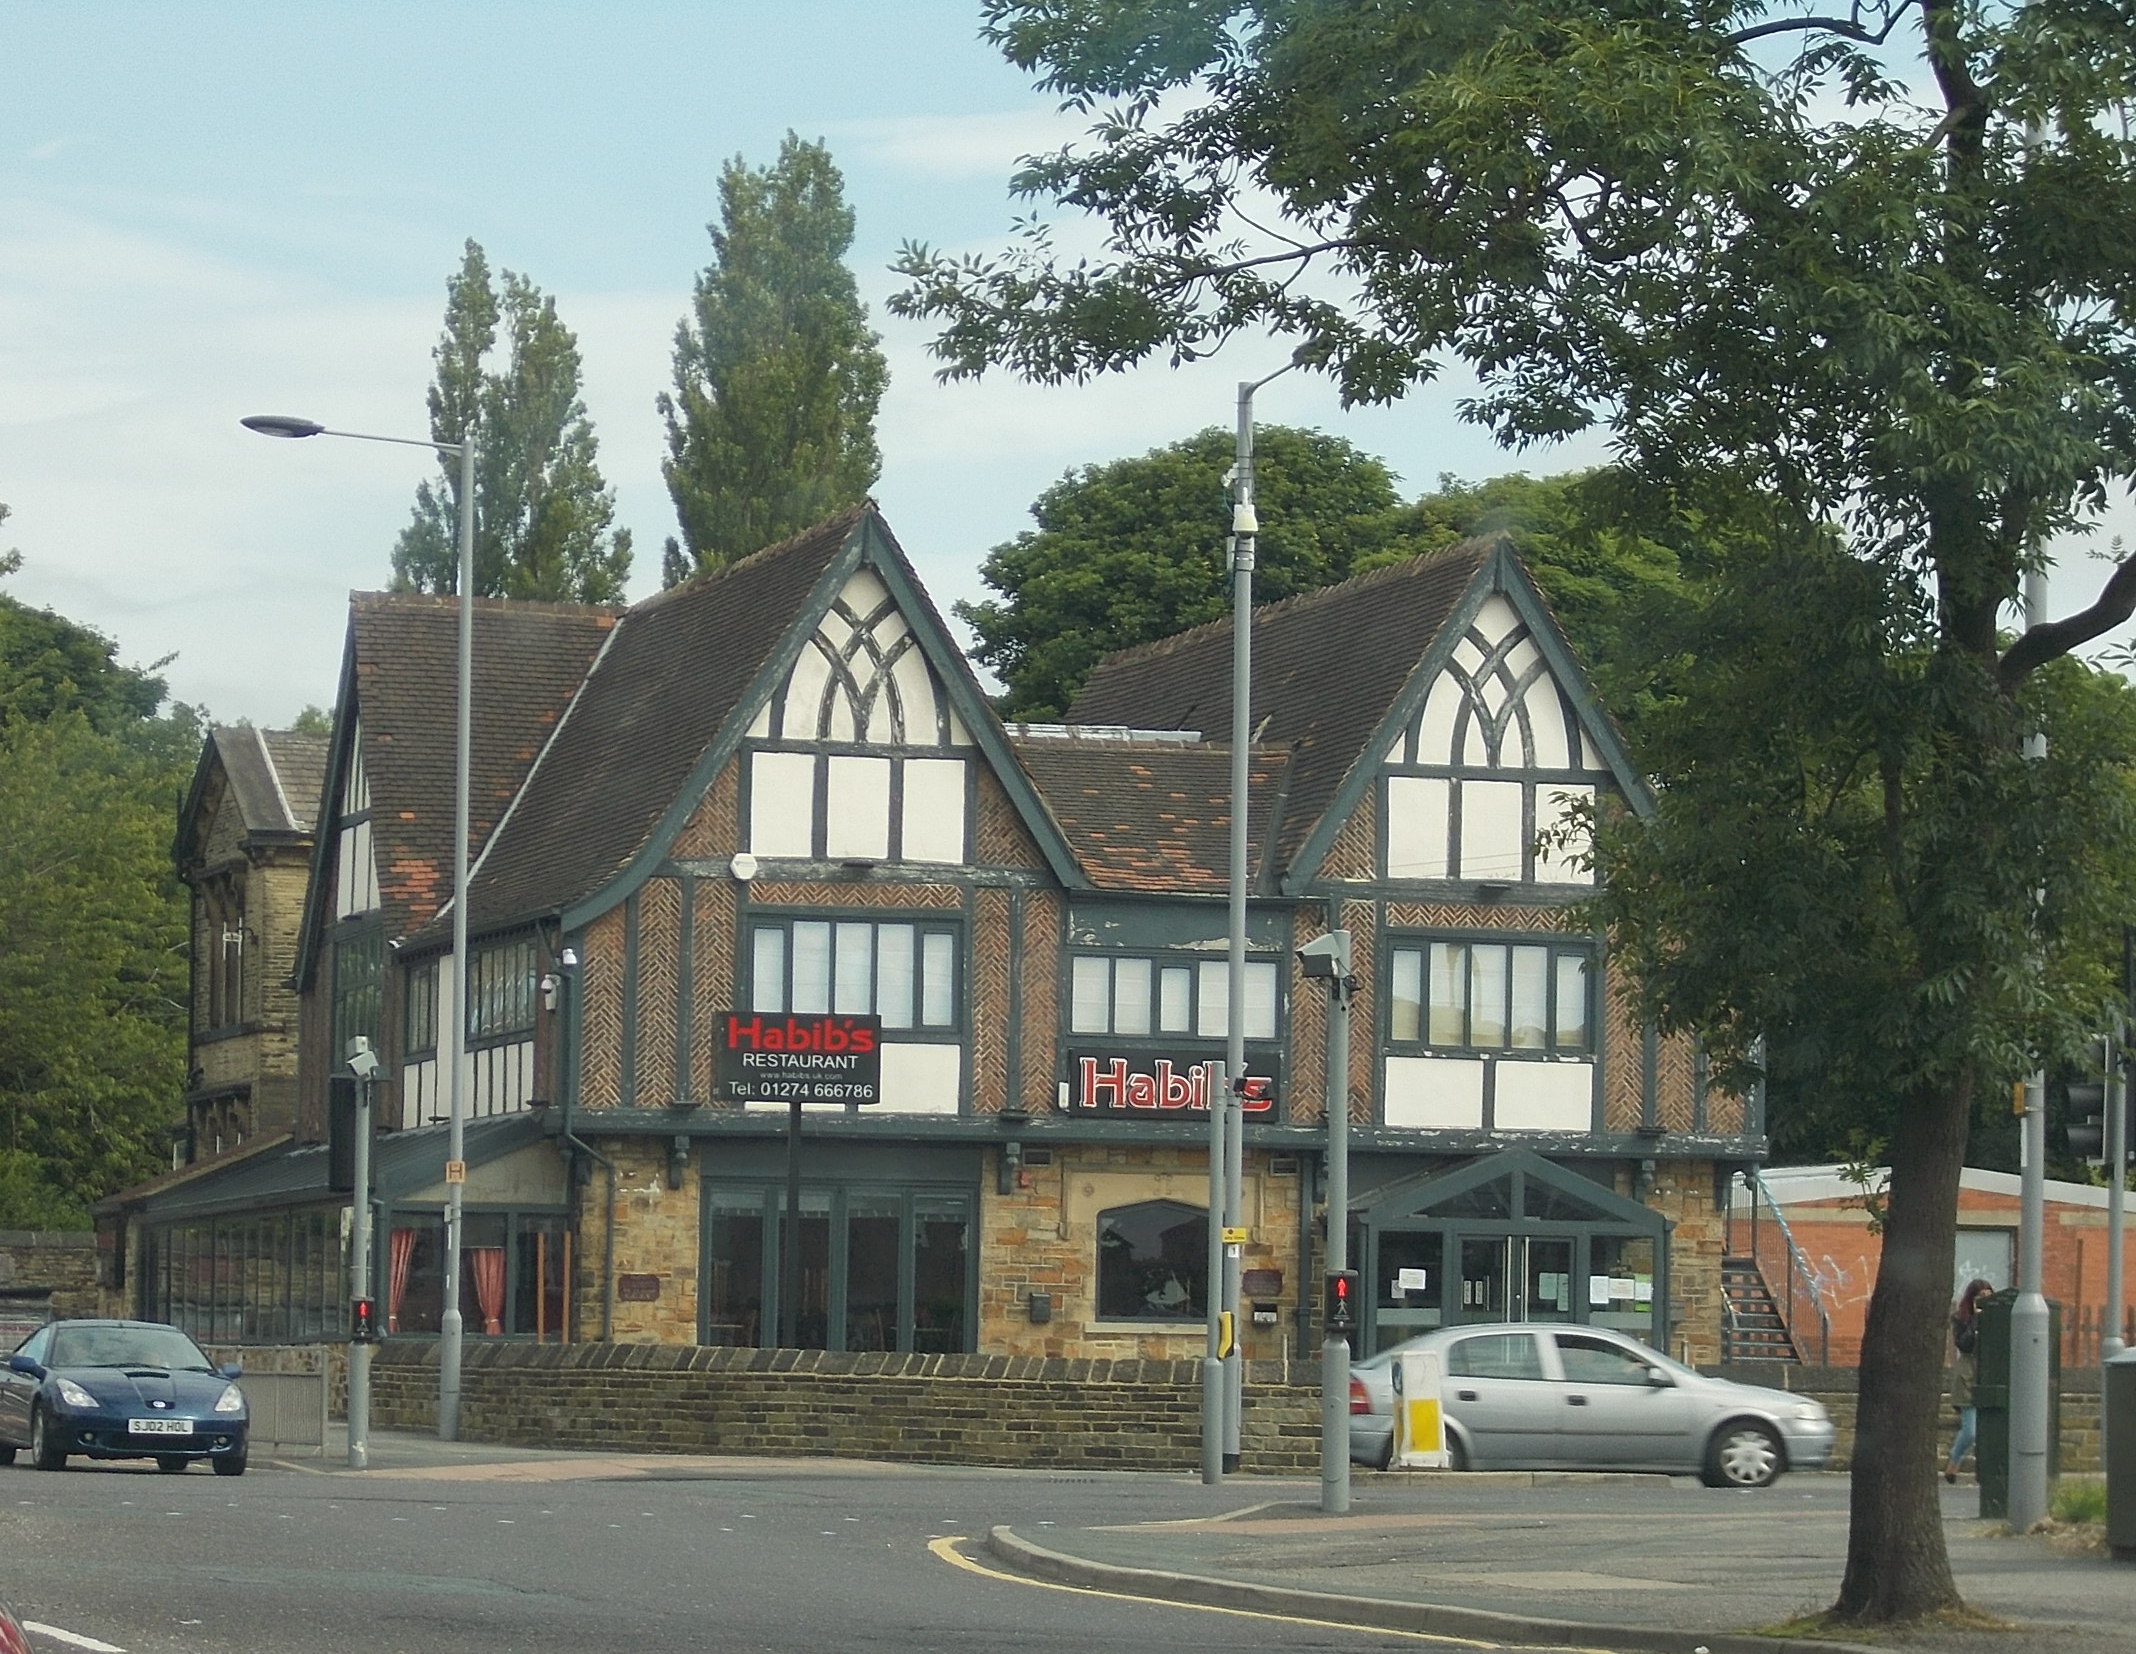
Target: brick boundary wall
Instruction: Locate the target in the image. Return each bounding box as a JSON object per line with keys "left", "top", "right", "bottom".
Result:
{"left": 355, "top": 1344, "right": 2107, "bottom": 1475}
{"left": 368, "top": 1342, "right": 1329, "bottom": 1473}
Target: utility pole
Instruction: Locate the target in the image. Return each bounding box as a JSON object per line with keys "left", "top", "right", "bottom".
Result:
{"left": 2010, "top": 564, "right": 2052, "bottom": 1532}
{"left": 1302, "top": 927, "right": 1354, "bottom": 1513}
{"left": 345, "top": 1037, "right": 378, "bottom": 1471}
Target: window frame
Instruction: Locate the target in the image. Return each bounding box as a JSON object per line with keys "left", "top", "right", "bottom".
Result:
{"left": 1383, "top": 931, "right": 1595, "bottom": 1058}
{"left": 745, "top": 911, "right": 965, "bottom": 1037}
{"left": 1094, "top": 1198, "right": 1211, "bottom": 1324}
{"left": 466, "top": 937, "right": 538, "bottom": 1050}
{"left": 741, "top": 741, "right": 974, "bottom": 866}
{"left": 1065, "top": 950, "right": 1284, "bottom": 1044}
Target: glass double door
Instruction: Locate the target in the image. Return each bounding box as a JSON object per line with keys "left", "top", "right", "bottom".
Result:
{"left": 1453, "top": 1233, "right": 1577, "bottom": 1325}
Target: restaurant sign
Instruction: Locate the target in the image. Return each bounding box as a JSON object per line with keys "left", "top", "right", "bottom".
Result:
{"left": 717, "top": 1012, "right": 882, "bottom": 1104}
{"left": 1063, "top": 1049, "right": 1278, "bottom": 1117}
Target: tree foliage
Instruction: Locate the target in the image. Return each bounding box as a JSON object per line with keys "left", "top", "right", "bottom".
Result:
{"left": 659, "top": 134, "right": 888, "bottom": 584}
{"left": 392, "top": 240, "right": 633, "bottom": 603}
{"left": 0, "top": 534, "right": 194, "bottom": 1228}
{"left": 968, "top": 429, "right": 1687, "bottom": 722}
{"left": 896, "top": 0, "right": 2136, "bottom": 1624}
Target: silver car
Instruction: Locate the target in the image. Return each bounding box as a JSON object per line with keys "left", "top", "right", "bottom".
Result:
{"left": 1347, "top": 1322, "right": 1834, "bottom": 1488}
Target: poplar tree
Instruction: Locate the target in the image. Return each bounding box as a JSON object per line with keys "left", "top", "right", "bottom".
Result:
{"left": 392, "top": 241, "right": 632, "bottom": 603}
{"left": 658, "top": 134, "right": 887, "bottom": 584}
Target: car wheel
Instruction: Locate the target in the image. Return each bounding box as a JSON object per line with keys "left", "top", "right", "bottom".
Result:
{"left": 211, "top": 1442, "right": 248, "bottom": 1478}
{"left": 156, "top": 1457, "right": 191, "bottom": 1474}
{"left": 28, "top": 1408, "right": 67, "bottom": 1472}
{"left": 1703, "top": 1421, "right": 1783, "bottom": 1489}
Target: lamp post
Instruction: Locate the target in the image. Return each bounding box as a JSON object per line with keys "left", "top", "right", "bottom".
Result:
{"left": 2010, "top": 561, "right": 2052, "bottom": 1532}
{"left": 243, "top": 412, "right": 479, "bottom": 1441}
{"left": 344, "top": 1036, "right": 379, "bottom": 1470}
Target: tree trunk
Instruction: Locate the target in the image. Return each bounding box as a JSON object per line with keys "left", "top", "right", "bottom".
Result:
{"left": 1832, "top": 1070, "right": 1971, "bottom": 1622}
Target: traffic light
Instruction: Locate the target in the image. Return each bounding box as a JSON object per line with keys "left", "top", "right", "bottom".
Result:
{"left": 2066, "top": 1038, "right": 2121, "bottom": 1164}
{"left": 1324, "top": 1270, "right": 1359, "bottom": 1333}
{"left": 351, "top": 1297, "right": 380, "bottom": 1344}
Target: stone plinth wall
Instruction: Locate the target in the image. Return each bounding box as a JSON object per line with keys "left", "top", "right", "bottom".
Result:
{"left": 0, "top": 1231, "right": 98, "bottom": 1331}
{"left": 369, "top": 1341, "right": 1326, "bottom": 1472}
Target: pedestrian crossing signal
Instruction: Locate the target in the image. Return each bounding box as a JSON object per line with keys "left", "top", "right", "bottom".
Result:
{"left": 351, "top": 1297, "right": 380, "bottom": 1343}
{"left": 1324, "top": 1270, "right": 1359, "bottom": 1333}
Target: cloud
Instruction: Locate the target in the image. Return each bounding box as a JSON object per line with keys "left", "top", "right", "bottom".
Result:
{"left": 828, "top": 109, "right": 1089, "bottom": 181}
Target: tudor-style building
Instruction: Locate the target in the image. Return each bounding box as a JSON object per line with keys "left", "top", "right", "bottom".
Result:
{"left": 112, "top": 504, "right": 1763, "bottom": 1365}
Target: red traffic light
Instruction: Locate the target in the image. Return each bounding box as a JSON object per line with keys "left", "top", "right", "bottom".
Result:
{"left": 351, "top": 1297, "right": 380, "bottom": 1344}
{"left": 1324, "top": 1270, "right": 1359, "bottom": 1331}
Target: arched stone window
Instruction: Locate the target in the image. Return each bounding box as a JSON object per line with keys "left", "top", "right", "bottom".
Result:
{"left": 1096, "top": 1199, "right": 1208, "bottom": 1321}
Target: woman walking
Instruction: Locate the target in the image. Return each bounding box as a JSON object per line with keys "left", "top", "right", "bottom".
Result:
{"left": 1945, "top": 1277, "right": 1994, "bottom": 1482}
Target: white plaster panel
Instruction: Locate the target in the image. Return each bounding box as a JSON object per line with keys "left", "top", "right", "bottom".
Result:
{"left": 888, "top": 643, "right": 940, "bottom": 745}
{"left": 1413, "top": 673, "right": 1462, "bottom": 766}
{"left": 1493, "top": 1061, "right": 1595, "bottom": 1130}
{"left": 783, "top": 642, "right": 832, "bottom": 740}
{"left": 400, "top": 1059, "right": 438, "bottom": 1131}
{"left": 876, "top": 1040, "right": 963, "bottom": 1114}
{"left": 1473, "top": 594, "right": 1522, "bottom": 646}
{"left": 902, "top": 758, "right": 968, "bottom": 863}
{"left": 839, "top": 567, "right": 891, "bottom": 613}
{"left": 825, "top": 756, "right": 892, "bottom": 859}
{"left": 748, "top": 751, "right": 816, "bottom": 856}
{"left": 1535, "top": 785, "right": 1595, "bottom": 884}
{"left": 1460, "top": 780, "right": 1527, "bottom": 881}
{"left": 1384, "top": 776, "right": 1450, "bottom": 879}
{"left": 1383, "top": 1055, "right": 1485, "bottom": 1129}
{"left": 946, "top": 706, "right": 972, "bottom": 746}
{"left": 745, "top": 700, "right": 773, "bottom": 739}
{"left": 1526, "top": 675, "right": 1571, "bottom": 769}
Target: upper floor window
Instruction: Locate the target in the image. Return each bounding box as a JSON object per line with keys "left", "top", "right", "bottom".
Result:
{"left": 748, "top": 917, "right": 959, "bottom": 1031}
{"left": 202, "top": 874, "right": 246, "bottom": 1031}
{"left": 746, "top": 750, "right": 969, "bottom": 864}
{"left": 466, "top": 939, "right": 538, "bottom": 1045}
{"left": 331, "top": 927, "right": 383, "bottom": 1070}
{"left": 404, "top": 957, "right": 440, "bottom": 1058}
{"left": 335, "top": 723, "right": 381, "bottom": 918}
{"left": 1067, "top": 954, "right": 1279, "bottom": 1041}
{"left": 1388, "top": 938, "right": 1591, "bottom": 1055}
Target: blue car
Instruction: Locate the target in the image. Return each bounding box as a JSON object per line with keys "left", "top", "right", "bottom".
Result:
{"left": 0, "top": 1319, "right": 249, "bottom": 1476}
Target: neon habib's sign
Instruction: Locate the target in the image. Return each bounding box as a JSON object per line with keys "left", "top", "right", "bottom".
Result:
{"left": 1064, "top": 1050, "right": 1278, "bottom": 1116}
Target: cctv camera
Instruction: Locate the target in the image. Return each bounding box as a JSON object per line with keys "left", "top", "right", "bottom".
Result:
{"left": 345, "top": 1035, "right": 381, "bottom": 1081}
{"left": 1296, "top": 930, "right": 1351, "bottom": 979}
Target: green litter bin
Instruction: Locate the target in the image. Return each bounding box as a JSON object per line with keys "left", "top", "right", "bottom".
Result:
{"left": 1974, "top": 1288, "right": 2060, "bottom": 1520}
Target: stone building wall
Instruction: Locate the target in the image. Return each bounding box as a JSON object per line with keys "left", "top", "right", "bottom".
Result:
{"left": 0, "top": 1231, "right": 99, "bottom": 1340}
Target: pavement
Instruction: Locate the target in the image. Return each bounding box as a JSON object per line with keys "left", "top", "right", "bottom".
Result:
{"left": 272, "top": 1429, "right": 2135, "bottom": 1654}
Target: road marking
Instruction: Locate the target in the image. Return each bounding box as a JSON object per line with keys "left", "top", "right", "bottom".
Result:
{"left": 24, "top": 1622, "right": 126, "bottom": 1653}
{"left": 926, "top": 1535, "right": 1565, "bottom": 1649}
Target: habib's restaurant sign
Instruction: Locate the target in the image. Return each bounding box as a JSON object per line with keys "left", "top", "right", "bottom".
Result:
{"left": 717, "top": 1013, "right": 882, "bottom": 1104}
{"left": 1064, "top": 1050, "right": 1279, "bottom": 1117}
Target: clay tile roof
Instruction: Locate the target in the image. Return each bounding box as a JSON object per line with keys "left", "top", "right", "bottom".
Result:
{"left": 454, "top": 505, "right": 867, "bottom": 933}
{"left": 1012, "top": 737, "right": 1290, "bottom": 894}
{"left": 348, "top": 594, "right": 620, "bottom": 942}
{"left": 1068, "top": 539, "right": 1496, "bottom": 874}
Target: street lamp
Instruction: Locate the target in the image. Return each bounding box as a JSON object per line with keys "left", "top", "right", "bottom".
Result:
{"left": 243, "top": 411, "right": 479, "bottom": 1442}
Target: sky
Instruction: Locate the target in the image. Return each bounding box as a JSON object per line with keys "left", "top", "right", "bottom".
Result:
{"left": 2, "top": 4, "right": 2128, "bottom": 727}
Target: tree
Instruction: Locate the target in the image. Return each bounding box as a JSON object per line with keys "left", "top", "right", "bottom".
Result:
{"left": 392, "top": 241, "right": 633, "bottom": 603}
{"left": 659, "top": 134, "right": 888, "bottom": 585}
{"left": 892, "top": 2, "right": 2136, "bottom": 1625}
{"left": 0, "top": 536, "right": 194, "bottom": 1227}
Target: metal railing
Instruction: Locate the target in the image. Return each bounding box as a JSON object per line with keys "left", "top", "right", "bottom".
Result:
{"left": 1726, "top": 1170, "right": 1832, "bottom": 1366}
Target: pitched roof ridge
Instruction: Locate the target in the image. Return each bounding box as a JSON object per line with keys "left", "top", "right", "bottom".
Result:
{"left": 1090, "top": 533, "right": 1501, "bottom": 675}
{"left": 628, "top": 501, "right": 873, "bottom": 615}
{"left": 349, "top": 590, "right": 626, "bottom": 618}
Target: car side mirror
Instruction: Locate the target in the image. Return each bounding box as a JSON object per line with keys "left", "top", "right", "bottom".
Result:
{"left": 6, "top": 1354, "right": 43, "bottom": 1378}
{"left": 1643, "top": 1367, "right": 1673, "bottom": 1387}
{"left": 218, "top": 1363, "right": 243, "bottom": 1381}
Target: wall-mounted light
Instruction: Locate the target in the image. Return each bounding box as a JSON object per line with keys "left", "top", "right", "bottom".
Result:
{"left": 667, "top": 1134, "right": 691, "bottom": 1190}
{"left": 729, "top": 853, "right": 759, "bottom": 883}
{"left": 998, "top": 1139, "right": 1024, "bottom": 1196}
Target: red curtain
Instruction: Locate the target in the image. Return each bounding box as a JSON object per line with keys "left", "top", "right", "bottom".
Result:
{"left": 387, "top": 1227, "right": 417, "bottom": 1334}
{"left": 471, "top": 1247, "right": 507, "bottom": 1336}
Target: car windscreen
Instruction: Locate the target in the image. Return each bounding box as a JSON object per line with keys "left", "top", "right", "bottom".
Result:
{"left": 48, "top": 1326, "right": 215, "bottom": 1372}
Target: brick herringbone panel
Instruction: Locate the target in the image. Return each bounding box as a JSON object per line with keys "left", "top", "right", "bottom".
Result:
{"left": 977, "top": 768, "right": 1047, "bottom": 870}
{"left": 634, "top": 877, "right": 681, "bottom": 1106}
{"left": 1019, "top": 891, "right": 1060, "bottom": 1111}
{"left": 580, "top": 908, "right": 626, "bottom": 1109}
{"left": 1382, "top": 901, "right": 1569, "bottom": 931}
{"left": 1705, "top": 1080, "right": 1747, "bottom": 1137}
{"left": 1656, "top": 1031, "right": 1697, "bottom": 1133}
{"left": 1342, "top": 899, "right": 1375, "bottom": 1121}
{"left": 1602, "top": 983, "right": 1643, "bottom": 1133}
{"left": 673, "top": 759, "right": 740, "bottom": 860}
{"left": 973, "top": 889, "right": 1010, "bottom": 1110}
{"left": 690, "top": 878, "right": 735, "bottom": 1106}
{"left": 1286, "top": 909, "right": 1327, "bottom": 1124}
{"left": 1322, "top": 791, "right": 1376, "bottom": 880}
{"left": 751, "top": 881, "right": 962, "bottom": 909}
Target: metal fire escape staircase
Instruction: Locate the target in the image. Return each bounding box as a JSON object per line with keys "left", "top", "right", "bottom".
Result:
{"left": 1722, "top": 1170, "right": 1831, "bottom": 1366}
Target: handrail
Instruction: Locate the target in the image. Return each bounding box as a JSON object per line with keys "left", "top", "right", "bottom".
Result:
{"left": 1750, "top": 1170, "right": 1832, "bottom": 1366}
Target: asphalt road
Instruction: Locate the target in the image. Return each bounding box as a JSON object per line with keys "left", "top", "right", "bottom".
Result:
{"left": 0, "top": 1454, "right": 1464, "bottom": 1654}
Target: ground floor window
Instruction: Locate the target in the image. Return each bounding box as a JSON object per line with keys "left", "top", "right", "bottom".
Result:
{"left": 382, "top": 1210, "right": 568, "bottom": 1338}
{"left": 1096, "top": 1199, "right": 1208, "bottom": 1321}
{"left": 139, "top": 1208, "right": 342, "bottom": 1343}
{"left": 700, "top": 1182, "right": 972, "bottom": 1353}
